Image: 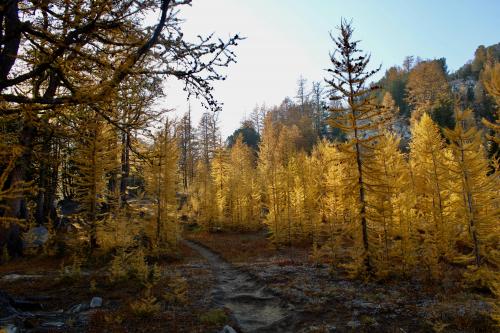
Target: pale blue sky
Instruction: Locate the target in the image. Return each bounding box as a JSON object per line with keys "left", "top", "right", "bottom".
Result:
{"left": 163, "top": 0, "right": 500, "bottom": 137}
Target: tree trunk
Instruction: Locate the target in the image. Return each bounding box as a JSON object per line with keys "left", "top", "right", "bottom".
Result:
{"left": 120, "top": 131, "right": 130, "bottom": 206}
{"left": 3, "top": 123, "right": 36, "bottom": 257}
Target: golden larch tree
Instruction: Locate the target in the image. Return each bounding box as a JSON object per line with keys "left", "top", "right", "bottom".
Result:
{"left": 73, "top": 112, "right": 119, "bottom": 252}
{"left": 325, "top": 20, "right": 391, "bottom": 274}
{"left": 409, "top": 113, "right": 453, "bottom": 277}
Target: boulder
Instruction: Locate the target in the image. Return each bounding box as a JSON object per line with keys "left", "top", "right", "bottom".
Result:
{"left": 41, "top": 321, "right": 65, "bottom": 328}
{"left": 220, "top": 326, "right": 237, "bottom": 333}
{"left": 0, "top": 291, "right": 18, "bottom": 317}
{"left": 90, "top": 297, "right": 102, "bottom": 308}
{"left": 22, "top": 226, "right": 49, "bottom": 248}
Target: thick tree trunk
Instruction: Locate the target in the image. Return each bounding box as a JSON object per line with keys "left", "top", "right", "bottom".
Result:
{"left": 3, "top": 123, "right": 36, "bottom": 257}
{"left": 0, "top": 0, "right": 22, "bottom": 87}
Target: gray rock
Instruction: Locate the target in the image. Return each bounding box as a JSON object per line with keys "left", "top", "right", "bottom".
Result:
{"left": 351, "top": 299, "right": 379, "bottom": 310}
{"left": 1, "top": 274, "right": 44, "bottom": 282}
{"left": 69, "top": 303, "right": 89, "bottom": 313}
{"left": 347, "top": 320, "right": 361, "bottom": 329}
{"left": 220, "top": 325, "right": 237, "bottom": 333}
{"left": 304, "top": 325, "right": 336, "bottom": 332}
{"left": 41, "top": 321, "right": 65, "bottom": 328}
{"left": 326, "top": 324, "right": 337, "bottom": 332}
{"left": 90, "top": 297, "right": 102, "bottom": 308}
{"left": 23, "top": 226, "right": 49, "bottom": 248}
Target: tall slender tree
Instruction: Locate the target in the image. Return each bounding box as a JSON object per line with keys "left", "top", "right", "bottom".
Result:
{"left": 444, "top": 109, "right": 499, "bottom": 268}
{"left": 410, "top": 113, "right": 452, "bottom": 276}
{"left": 73, "top": 111, "right": 119, "bottom": 252}
{"left": 146, "top": 118, "right": 180, "bottom": 249}
{"left": 325, "top": 20, "right": 390, "bottom": 273}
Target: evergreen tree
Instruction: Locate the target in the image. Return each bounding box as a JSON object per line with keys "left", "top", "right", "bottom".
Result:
{"left": 226, "top": 122, "right": 261, "bottom": 151}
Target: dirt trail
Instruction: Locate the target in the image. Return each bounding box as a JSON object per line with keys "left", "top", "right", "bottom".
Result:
{"left": 184, "top": 240, "right": 295, "bottom": 333}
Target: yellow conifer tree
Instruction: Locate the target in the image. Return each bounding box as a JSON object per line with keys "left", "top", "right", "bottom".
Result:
{"left": 146, "top": 119, "right": 180, "bottom": 251}
{"left": 443, "top": 109, "right": 499, "bottom": 274}
{"left": 409, "top": 113, "right": 453, "bottom": 277}
{"left": 366, "top": 132, "right": 417, "bottom": 277}
{"left": 258, "top": 114, "right": 301, "bottom": 246}
{"left": 482, "top": 63, "right": 500, "bottom": 146}
{"left": 312, "top": 142, "right": 354, "bottom": 268}
{"left": 290, "top": 151, "right": 317, "bottom": 243}
{"left": 227, "top": 135, "right": 260, "bottom": 230}
{"left": 190, "top": 160, "right": 217, "bottom": 231}
{"left": 325, "top": 20, "right": 392, "bottom": 274}
{"left": 211, "top": 146, "right": 230, "bottom": 229}
{"left": 73, "top": 112, "right": 119, "bottom": 252}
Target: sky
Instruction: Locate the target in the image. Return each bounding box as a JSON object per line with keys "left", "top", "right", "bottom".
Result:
{"left": 162, "top": 0, "right": 500, "bottom": 138}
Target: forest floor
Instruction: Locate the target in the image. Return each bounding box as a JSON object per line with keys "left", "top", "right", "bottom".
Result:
{"left": 0, "top": 230, "right": 496, "bottom": 333}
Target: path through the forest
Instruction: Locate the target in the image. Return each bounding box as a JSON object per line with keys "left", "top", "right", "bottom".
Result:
{"left": 184, "top": 240, "right": 295, "bottom": 333}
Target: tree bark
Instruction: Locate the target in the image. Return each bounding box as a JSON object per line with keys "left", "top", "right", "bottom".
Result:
{"left": 3, "top": 122, "right": 36, "bottom": 256}
{"left": 120, "top": 131, "right": 130, "bottom": 206}
{"left": 0, "top": 0, "right": 22, "bottom": 87}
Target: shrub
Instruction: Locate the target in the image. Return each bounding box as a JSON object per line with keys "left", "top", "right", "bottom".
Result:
{"left": 163, "top": 274, "right": 188, "bottom": 305}
{"left": 199, "top": 308, "right": 228, "bottom": 326}
{"left": 129, "top": 288, "right": 161, "bottom": 318}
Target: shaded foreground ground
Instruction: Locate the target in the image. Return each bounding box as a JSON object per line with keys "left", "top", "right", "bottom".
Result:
{"left": 0, "top": 230, "right": 496, "bottom": 332}
{"left": 186, "top": 231, "right": 496, "bottom": 333}
{"left": 184, "top": 240, "right": 295, "bottom": 332}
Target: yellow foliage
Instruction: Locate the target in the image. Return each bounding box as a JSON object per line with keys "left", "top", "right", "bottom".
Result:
{"left": 60, "top": 255, "right": 84, "bottom": 282}
{"left": 130, "top": 288, "right": 161, "bottom": 318}
{"left": 366, "top": 132, "right": 417, "bottom": 277}
{"left": 410, "top": 113, "right": 453, "bottom": 277}
{"left": 108, "top": 247, "right": 158, "bottom": 286}
{"left": 72, "top": 112, "right": 120, "bottom": 251}
{"left": 163, "top": 273, "right": 188, "bottom": 305}
{"left": 190, "top": 160, "right": 217, "bottom": 230}
{"left": 258, "top": 115, "right": 302, "bottom": 246}
{"left": 109, "top": 249, "right": 129, "bottom": 283}
{"left": 482, "top": 63, "right": 500, "bottom": 146}
{"left": 226, "top": 136, "right": 261, "bottom": 230}
{"left": 144, "top": 119, "right": 180, "bottom": 251}
{"left": 0, "top": 140, "right": 34, "bottom": 228}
